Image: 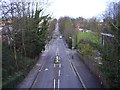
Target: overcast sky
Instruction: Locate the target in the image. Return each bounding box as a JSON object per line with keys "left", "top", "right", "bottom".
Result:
{"left": 46, "top": 0, "right": 119, "bottom": 19}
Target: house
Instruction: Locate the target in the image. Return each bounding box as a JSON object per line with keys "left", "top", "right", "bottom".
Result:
{"left": 76, "top": 24, "right": 80, "bottom": 30}
{"left": 85, "top": 30, "right": 92, "bottom": 32}
{"left": 2, "top": 26, "right": 13, "bottom": 42}
{"left": 75, "top": 24, "right": 85, "bottom": 32}
{"left": 0, "top": 19, "right": 12, "bottom": 26}
{"left": 79, "top": 28, "right": 84, "bottom": 32}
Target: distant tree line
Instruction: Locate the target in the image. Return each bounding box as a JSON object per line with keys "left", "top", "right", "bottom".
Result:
{"left": 58, "top": 16, "right": 101, "bottom": 49}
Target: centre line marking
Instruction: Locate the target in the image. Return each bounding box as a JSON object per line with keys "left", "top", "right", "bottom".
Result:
{"left": 54, "top": 64, "right": 56, "bottom": 68}
{"left": 59, "top": 64, "right": 61, "bottom": 68}
{"left": 56, "top": 48, "right": 59, "bottom": 54}
{"left": 54, "top": 79, "right": 55, "bottom": 89}
{"left": 58, "top": 79, "right": 60, "bottom": 89}
{"left": 59, "top": 70, "right": 61, "bottom": 76}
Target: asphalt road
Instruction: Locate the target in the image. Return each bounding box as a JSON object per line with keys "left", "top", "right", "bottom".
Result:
{"left": 17, "top": 23, "right": 102, "bottom": 89}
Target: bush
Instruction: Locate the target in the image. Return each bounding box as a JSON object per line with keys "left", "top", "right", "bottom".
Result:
{"left": 99, "top": 44, "right": 120, "bottom": 88}
{"left": 2, "top": 72, "right": 24, "bottom": 88}
{"left": 2, "top": 43, "right": 37, "bottom": 88}
{"left": 77, "top": 43, "right": 93, "bottom": 55}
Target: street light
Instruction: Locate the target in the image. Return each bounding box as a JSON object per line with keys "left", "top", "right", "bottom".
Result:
{"left": 69, "top": 37, "right": 72, "bottom": 49}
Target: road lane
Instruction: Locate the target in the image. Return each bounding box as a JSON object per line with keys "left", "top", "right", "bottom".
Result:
{"left": 69, "top": 51, "right": 102, "bottom": 88}
{"left": 55, "top": 38, "right": 83, "bottom": 88}
{"left": 18, "top": 23, "right": 102, "bottom": 89}
{"left": 31, "top": 35, "right": 84, "bottom": 88}
{"left": 31, "top": 40, "right": 57, "bottom": 88}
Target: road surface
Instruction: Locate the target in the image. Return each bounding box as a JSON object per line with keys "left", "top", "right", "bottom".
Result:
{"left": 17, "top": 23, "right": 102, "bottom": 89}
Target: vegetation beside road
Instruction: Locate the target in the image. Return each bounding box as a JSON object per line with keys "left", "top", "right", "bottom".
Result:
{"left": 2, "top": 44, "right": 36, "bottom": 87}
{"left": 58, "top": 1, "right": 120, "bottom": 88}
{"left": 72, "top": 32, "right": 100, "bottom": 55}
{"left": 1, "top": 1, "right": 55, "bottom": 88}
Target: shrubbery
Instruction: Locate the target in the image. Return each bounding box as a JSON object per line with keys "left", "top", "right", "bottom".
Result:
{"left": 99, "top": 44, "right": 120, "bottom": 88}
{"left": 2, "top": 43, "right": 37, "bottom": 87}
{"left": 78, "top": 43, "right": 93, "bottom": 55}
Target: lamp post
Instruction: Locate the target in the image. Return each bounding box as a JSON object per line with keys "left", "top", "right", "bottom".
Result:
{"left": 69, "top": 37, "right": 72, "bottom": 49}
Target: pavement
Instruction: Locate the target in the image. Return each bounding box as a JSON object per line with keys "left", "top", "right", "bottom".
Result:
{"left": 17, "top": 23, "right": 102, "bottom": 89}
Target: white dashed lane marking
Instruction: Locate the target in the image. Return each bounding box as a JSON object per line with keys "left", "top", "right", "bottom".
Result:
{"left": 54, "top": 79, "right": 55, "bottom": 89}
{"left": 58, "top": 79, "right": 60, "bottom": 89}
{"left": 59, "top": 64, "right": 61, "bottom": 68}
{"left": 58, "top": 70, "right": 61, "bottom": 76}
{"left": 54, "top": 64, "right": 56, "bottom": 68}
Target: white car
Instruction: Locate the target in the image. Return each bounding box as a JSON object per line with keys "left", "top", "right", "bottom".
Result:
{"left": 59, "top": 36, "right": 62, "bottom": 39}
